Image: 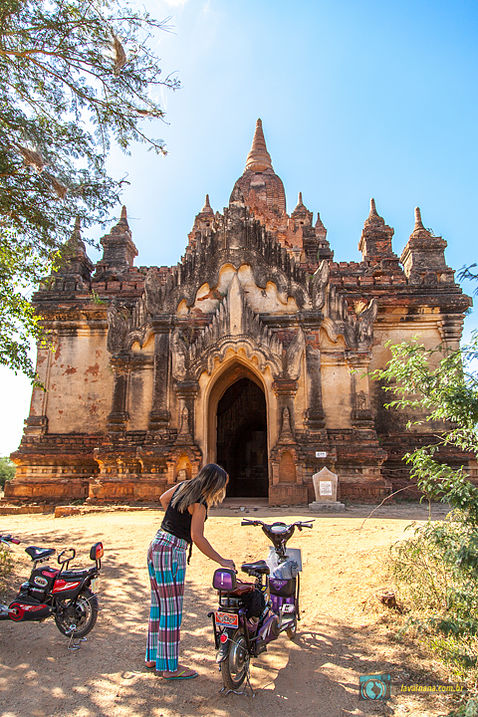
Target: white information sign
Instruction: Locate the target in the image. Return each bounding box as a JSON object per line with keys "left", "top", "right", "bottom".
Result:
{"left": 319, "top": 480, "right": 333, "bottom": 496}
{"left": 315, "top": 451, "right": 327, "bottom": 458}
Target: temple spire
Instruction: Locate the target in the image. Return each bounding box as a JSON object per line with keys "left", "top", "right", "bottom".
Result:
{"left": 56, "top": 215, "right": 93, "bottom": 283}
{"left": 414, "top": 206, "right": 425, "bottom": 231}
{"left": 245, "top": 118, "right": 272, "bottom": 172}
{"left": 359, "top": 198, "right": 395, "bottom": 259}
{"left": 68, "top": 216, "right": 83, "bottom": 248}
{"left": 119, "top": 205, "right": 128, "bottom": 225}
{"left": 202, "top": 194, "right": 213, "bottom": 214}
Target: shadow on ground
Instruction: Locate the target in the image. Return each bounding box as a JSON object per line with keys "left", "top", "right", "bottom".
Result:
{"left": 0, "top": 509, "right": 453, "bottom": 717}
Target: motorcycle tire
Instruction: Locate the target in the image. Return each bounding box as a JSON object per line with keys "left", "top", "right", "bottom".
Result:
{"left": 221, "top": 628, "right": 249, "bottom": 691}
{"left": 54, "top": 587, "right": 98, "bottom": 638}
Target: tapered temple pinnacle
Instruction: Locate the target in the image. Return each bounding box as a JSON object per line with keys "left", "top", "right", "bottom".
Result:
{"left": 414, "top": 206, "right": 425, "bottom": 229}
{"left": 245, "top": 118, "right": 272, "bottom": 172}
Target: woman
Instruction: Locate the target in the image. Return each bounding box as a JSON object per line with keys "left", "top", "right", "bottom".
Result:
{"left": 145, "top": 463, "right": 235, "bottom": 679}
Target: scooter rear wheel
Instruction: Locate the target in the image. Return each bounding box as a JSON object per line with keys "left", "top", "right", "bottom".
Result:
{"left": 54, "top": 587, "right": 98, "bottom": 638}
{"left": 221, "top": 628, "right": 249, "bottom": 691}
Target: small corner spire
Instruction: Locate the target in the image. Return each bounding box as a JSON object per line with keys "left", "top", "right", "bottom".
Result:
{"left": 298, "top": 191, "right": 303, "bottom": 205}
{"left": 364, "top": 197, "right": 383, "bottom": 226}
{"left": 414, "top": 206, "right": 424, "bottom": 230}
{"left": 315, "top": 211, "right": 326, "bottom": 230}
{"left": 68, "top": 215, "right": 85, "bottom": 251}
{"left": 120, "top": 205, "right": 128, "bottom": 223}
{"left": 202, "top": 194, "right": 214, "bottom": 214}
{"left": 65, "top": 215, "right": 87, "bottom": 260}
{"left": 245, "top": 118, "right": 272, "bottom": 172}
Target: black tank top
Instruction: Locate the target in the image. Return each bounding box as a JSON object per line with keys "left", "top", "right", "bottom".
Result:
{"left": 161, "top": 485, "right": 208, "bottom": 544}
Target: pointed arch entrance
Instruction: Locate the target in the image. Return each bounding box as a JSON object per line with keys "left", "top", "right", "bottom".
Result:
{"left": 207, "top": 363, "right": 269, "bottom": 498}
{"left": 217, "top": 378, "right": 268, "bottom": 497}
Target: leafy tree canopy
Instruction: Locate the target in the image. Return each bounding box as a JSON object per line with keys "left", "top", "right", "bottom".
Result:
{"left": 0, "top": 0, "right": 178, "bottom": 378}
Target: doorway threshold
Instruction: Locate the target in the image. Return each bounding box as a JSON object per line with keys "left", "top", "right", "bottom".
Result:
{"left": 222, "top": 498, "right": 269, "bottom": 507}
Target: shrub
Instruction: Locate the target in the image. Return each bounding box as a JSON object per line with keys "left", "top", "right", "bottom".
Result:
{"left": 0, "top": 544, "right": 14, "bottom": 590}
{"left": 0, "top": 457, "right": 15, "bottom": 489}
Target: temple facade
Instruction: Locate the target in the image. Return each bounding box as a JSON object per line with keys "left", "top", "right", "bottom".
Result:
{"left": 6, "top": 120, "right": 472, "bottom": 504}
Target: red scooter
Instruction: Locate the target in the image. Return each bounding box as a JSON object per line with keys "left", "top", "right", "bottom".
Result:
{"left": 0, "top": 534, "right": 103, "bottom": 641}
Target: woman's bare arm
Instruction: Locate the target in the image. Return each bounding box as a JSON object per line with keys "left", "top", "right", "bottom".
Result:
{"left": 190, "top": 504, "right": 235, "bottom": 569}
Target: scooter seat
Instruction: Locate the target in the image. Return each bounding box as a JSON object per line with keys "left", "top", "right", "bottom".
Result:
{"left": 25, "top": 546, "right": 56, "bottom": 562}
{"left": 241, "top": 560, "right": 270, "bottom": 576}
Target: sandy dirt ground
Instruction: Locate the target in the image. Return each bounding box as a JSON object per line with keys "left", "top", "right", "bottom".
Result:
{"left": 0, "top": 502, "right": 460, "bottom": 717}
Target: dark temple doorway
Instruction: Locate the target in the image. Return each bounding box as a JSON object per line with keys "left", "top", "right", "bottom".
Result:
{"left": 216, "top": 377, "right": 268, "bottom": 498}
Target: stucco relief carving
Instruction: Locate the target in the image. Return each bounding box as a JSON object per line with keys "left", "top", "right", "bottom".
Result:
{"left": 344, "top": 299, "right": 378, "bottom": 348}
{"left": 106, "top": 300, "right": 132, "bottom": 354}
{"left": 309, "top": 260, "right": 329, "bottom": 309}
{"left": 171, "top": 328, "right": 189, "bottom": 381}
{"left": 144, "top": 267, "right": 162, "bottom": 315}
{"left": 284, "top": 328, "right": 305, "bottom": 380}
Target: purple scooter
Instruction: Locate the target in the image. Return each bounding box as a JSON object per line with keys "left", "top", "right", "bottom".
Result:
{"left": 209, "top": 518, "right": 313, "bottom": 692}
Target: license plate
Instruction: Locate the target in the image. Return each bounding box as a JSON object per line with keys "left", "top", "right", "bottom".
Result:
{"left": 215, "top": 611, "right": 239, "bottom": 628}
{"left": 90, "top": 578, "right": 99, "bottom": 592}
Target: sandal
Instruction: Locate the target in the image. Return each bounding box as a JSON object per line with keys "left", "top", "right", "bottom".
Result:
{"left": 163, "top": 668, "right": 198, "bottom": 680}
{"left": 145, "top": 661, "right": 156, "bottom": 669}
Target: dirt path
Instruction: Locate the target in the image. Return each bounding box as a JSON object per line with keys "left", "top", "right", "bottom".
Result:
{"left": 0, "top": 504, "right": 458, "bottom": 716}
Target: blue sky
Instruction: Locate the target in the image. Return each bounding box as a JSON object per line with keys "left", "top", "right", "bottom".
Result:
{"left": 1, "top": 0, "right": 477, "bottom": 455}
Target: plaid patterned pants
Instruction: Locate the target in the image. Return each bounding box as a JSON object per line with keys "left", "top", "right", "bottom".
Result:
{"left": 145, "top": 530, "right": 188, "bottom": 671}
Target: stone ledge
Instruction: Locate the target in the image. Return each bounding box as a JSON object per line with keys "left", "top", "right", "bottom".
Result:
{"left": 308, "top": 501, "right": 346, "bottom": 512}
{"left": 0, "top": 504, "right": 54, "bottom": 515}
{"left": 54, "top": 504, "right": 157, "bottom": 518}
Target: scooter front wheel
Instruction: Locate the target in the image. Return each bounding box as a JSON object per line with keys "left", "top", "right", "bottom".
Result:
{"left": 54, "top": 587, "right": 98, "bottom": 638}
{"left": 221, "top": 628, "right": 249, "bottom": 691}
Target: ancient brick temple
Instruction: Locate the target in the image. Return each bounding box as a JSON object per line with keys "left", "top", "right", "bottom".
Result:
{"left": 7, "top": 120, "right": 472, "bottom": 504}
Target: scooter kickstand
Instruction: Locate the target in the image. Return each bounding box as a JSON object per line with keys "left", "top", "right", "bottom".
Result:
{"left": 68, "top": 636, "right": 87, "bottom": 651}
{"left": 66, "top": 625, "right": 87, "bottom": 651}
{"left": 220, "top": 666, "right": 255, "bottom": 698}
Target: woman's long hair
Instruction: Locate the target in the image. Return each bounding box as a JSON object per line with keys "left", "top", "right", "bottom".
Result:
{"left": 171, "top": 463, "right": 228, "bottom": 513}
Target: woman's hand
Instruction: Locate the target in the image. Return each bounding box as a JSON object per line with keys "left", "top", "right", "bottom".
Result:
{"left": 220, "top": 558, "right": 236, "bottom": 571}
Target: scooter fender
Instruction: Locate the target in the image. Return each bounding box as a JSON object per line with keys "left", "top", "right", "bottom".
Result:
{"left": 51, "top": 569, "right": 97, "bottom": 600}
{"left": 215, "top": 627, "right": 237, "bottom": 663}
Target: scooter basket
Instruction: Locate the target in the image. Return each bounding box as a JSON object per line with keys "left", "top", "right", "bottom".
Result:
{"left": 269, "top": 577, "right": 296, "bottom": 597}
